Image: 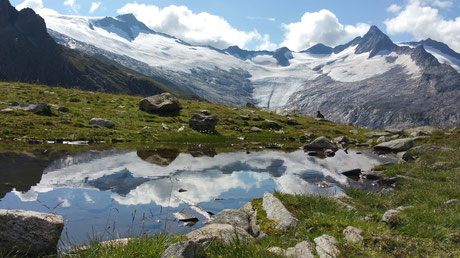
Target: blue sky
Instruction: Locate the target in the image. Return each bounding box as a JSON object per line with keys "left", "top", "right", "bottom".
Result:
{"left": 11, "top": 0, "right": 460, "bottom": 52}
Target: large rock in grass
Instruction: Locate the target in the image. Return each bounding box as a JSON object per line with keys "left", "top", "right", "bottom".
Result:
{"left": 303, "top": 136, "right": 338, "bottom": 152}
{"left": 206, "top": 209, "right": 250, "bottom": 232}
{"left": 139, "top": 93, "right": 182, "bottom": 114}
{"left": 89, "top": 118, "right": 115, "bottom": 128}
{"left": 261, "top": 120, "right": 282, "bottom": 130}
{"left": 262, "top": 193, "right": 298, "bottom": 230}
{"left": 373, "top": 138, "right": 414, "bottom": 152}
{"left": 186, "top": 223, "right": 253, "bottom": 245}
{"left": 0, "top": 209, "right": 64, "bottom": 256}
{"left": 189, "top": 111, "right": 219, "bottom": 134}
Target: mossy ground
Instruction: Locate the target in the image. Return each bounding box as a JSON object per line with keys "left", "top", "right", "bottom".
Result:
{"left": 0, "top": 82, "right": 371, "bottom": 147}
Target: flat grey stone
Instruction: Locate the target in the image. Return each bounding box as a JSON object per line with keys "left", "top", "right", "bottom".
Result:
{"left": 374, "top": 138, "right": 415, "bottom": 152}
{"left": 186, "top": 223, "right": 253, "bottom": 245}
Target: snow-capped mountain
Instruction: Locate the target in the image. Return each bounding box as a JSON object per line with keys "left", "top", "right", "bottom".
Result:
{"left": 41, "top": 12, "right": 460, "bottom": 129}
{"left": 0, "top": 1, "right": 172, "bottom": 96}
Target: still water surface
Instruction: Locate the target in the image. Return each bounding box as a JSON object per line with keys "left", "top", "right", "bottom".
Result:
{"left": 0, "top": 147, "right": 392, "bottom": 247}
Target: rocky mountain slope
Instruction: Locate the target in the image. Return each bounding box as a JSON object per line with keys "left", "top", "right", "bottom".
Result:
{"left": 0, "top": 1, "right": 180, "bottom": 97}
{"left": 7, "top": 2, "right": 460, "bottom": 129}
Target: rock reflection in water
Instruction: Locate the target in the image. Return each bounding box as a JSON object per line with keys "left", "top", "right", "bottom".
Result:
{"left": 136, "top": 148, "right": 180, "bottom": 166}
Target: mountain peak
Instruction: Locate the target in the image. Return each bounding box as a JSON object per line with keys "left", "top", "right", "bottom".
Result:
{"left": 367, "top": 25, "right": 384, "bottom": 35}
{"left": 355, "top": 25, "right": 397, "bottom": 57}
{"left": 93, "top": 13, "right": 154, "bottom": 41}
{"left": 303, "top": 43, "right": 333, "bottom": 55}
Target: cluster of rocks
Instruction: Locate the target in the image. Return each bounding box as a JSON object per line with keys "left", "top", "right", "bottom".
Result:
{"left": 162, "top": 193, "right": 363, "bottom": 258}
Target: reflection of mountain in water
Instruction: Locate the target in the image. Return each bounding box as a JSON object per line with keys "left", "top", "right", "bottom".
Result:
{"left": 6, "top": 149, "right": 393, "bottom": 206}
{"left": 0, "top": 152, "right": 53, "bottom": 199}
{"left": 87, "top": 168, "right": 150, "bottom": 196}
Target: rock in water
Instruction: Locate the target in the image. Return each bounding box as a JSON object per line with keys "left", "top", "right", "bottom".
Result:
{"left": 89, "top": 118, "right": 115, "bottom": 128}
{"left": 189, "top": 112, "right": 219, "bottom": 134}
{"left": 139, "top": 93, "right": 182, "bottom": 113}
{"left": 161, "top": 241, "right": 204, "bottom": 258}
{"left": 262, "top": 193, "right": 298, "bottom": 230}
{"left": 373, "top": 138, "right": 415, "bottom": 152}
{"left": 0, "top": 209, "right": 64, "bottom": 256}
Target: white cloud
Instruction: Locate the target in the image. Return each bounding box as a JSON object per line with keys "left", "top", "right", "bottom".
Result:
{"left": 63, "top": 0, "right": 79, "bottom": 14}
{"left": 247, "top": 16, "right": 276, "bottom": 22}
{"left": 255, "top": 34, "right": 278, "bottom": 51}
{"left": 89, "top": 2, "right": 101, "bottom": 14}
{"left": 63, "top": 0, "right": 74, "bottom": 7}
{"left": 16, "top": 0, "right": 58, "bottom": 15}
{"left": 280, "top": 9, "right": 370, "bottom": 51}
{"left": 432, "top": 0, "right": 453, "bottom": 8}
{"left": 58, "top": 197, "right": 71, "bottom": 208}
{"left": 387, "top": 4, "right": 403, "bottom": 13}
{"left": 385, "top": 0, "right": 460, "bottom": 52}
{"left": 117, "top": 3, "right": 274, "bottom": 50}
{"left": 16, "top": 0, "right": 42, "bottom": 10}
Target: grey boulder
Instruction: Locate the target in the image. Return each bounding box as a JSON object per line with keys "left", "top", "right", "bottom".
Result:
{"left": 314, "top": 234, "right": 340, "bottom": 258}
{"left": 89, "top": 118, "right": 115, "bottom": 128}
{"left": 0, "top": 209, "right": 64, "bottom": 256}
{"left": 303, "top": 136, "right": 338, "bottom": 152}
{"left": 206, "top": 209, "right": 250, "bottom": 232}
{"left": 189, "top": 112, "right": 219, "bottom": 134}
{"left": 139, "top": 93, "right": 182, "bottom": 113}
{"left": 262, "top": 193, "right": 298, "bottom": 230}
